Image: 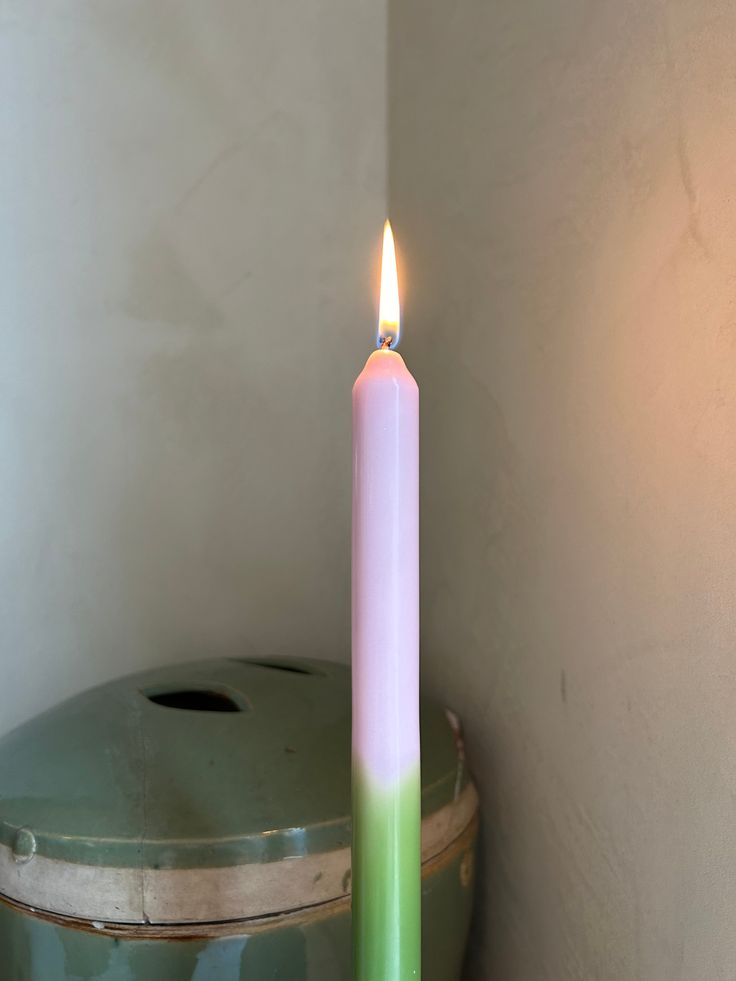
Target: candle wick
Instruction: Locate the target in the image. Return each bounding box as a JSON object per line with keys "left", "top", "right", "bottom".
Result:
{"left": 379, "top": 337, "right": 392, "bottom": 350}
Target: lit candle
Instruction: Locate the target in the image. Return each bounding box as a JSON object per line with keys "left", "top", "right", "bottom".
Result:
{"left": 352, "top": 220, "right": 421, "bottom": 980}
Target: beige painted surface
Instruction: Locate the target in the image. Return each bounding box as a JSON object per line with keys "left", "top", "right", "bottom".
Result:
{"left": 1, "top": 1, "right": 385, "bottom": 732}
{"left": 390, "top": 1, "right": 736, "bottom": 978}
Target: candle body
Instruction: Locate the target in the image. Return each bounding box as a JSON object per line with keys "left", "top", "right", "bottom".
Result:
{"left": 352, "top": 349, "right": 420, "bottom": 981}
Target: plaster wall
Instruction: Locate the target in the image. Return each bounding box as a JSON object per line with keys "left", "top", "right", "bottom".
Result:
{"left": 389, "top": 1, "right": 736, "bottom": 977}
{"left": 1, "top": 0, "right": 386, "bottom": 732}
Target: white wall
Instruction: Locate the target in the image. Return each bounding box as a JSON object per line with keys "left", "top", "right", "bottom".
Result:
{"left": 1, "top": 1, "right": 386, "bottom": 732}
{"left": 390, "top": 0, "right": 736, "bottom": 977}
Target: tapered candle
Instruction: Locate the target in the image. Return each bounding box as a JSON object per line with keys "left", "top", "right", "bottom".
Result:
{"left": 352, "top": 221, "right": 421, "bottom": 981}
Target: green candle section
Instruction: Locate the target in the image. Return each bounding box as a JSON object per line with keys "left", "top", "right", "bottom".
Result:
{"left": 352, "top": 765, "right": 422, "bottom": 981}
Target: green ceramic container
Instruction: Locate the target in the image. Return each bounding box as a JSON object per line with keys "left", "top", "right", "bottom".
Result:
{"left": 0, "top": 658, "right": 477, "bottom": 980}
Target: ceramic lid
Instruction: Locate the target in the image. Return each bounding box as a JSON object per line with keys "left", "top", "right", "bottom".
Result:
{"left": 0, "top": 657, "right": 475, "bottom": 924}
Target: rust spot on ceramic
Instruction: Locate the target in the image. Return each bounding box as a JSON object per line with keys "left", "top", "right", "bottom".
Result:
{"left": 444, "top": 708, "right": 466, "bottom": 800}
{"left": 459, "top": 848, "right": 474, "bottom": 889}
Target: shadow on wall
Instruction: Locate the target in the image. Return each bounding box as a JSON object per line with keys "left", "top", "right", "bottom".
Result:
{"left": 401, "top": 334, "right": 534, "bottom": 980}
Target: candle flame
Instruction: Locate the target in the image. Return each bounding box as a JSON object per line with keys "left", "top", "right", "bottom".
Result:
{"left": 377, "top": 220, "right": 400, "bottom": 349}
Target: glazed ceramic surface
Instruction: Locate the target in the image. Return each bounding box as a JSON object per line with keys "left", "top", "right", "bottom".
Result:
{"left": 0, "top": 658, "right": 477, "bottom": 979}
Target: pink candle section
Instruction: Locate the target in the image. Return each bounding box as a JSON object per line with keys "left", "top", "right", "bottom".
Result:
{"left": 352, "top": 348, "right": 419, "bottom": 788}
